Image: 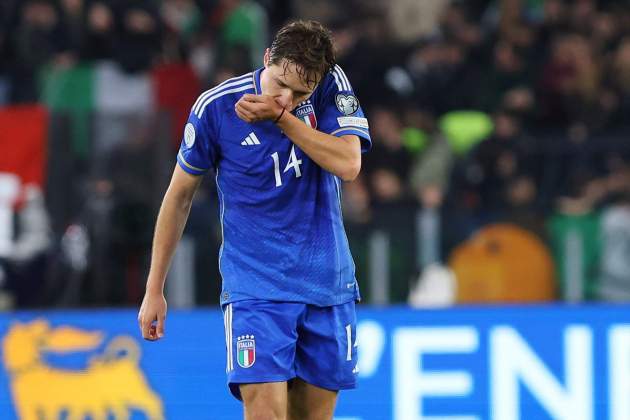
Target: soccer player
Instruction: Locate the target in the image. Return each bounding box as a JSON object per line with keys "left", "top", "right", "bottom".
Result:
{"left": 138, "top": 20, "right": 371, "bottom": 420}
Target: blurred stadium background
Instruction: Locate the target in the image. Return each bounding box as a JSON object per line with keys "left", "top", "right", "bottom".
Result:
{"left": 1, "top": 0, "right": 630, "bottom": 418}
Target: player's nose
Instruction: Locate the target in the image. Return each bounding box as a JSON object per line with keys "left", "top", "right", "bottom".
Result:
{"left": 277, "top": 90, "right": 294, "bottom": 110}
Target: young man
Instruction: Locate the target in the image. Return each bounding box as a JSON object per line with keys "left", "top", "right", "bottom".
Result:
{"left": 138, "top": 20, "right": 371, "bottom": 419}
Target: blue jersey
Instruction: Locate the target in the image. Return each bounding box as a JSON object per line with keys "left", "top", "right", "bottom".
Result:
{"left": 177, "top": 66, "right": 371, "bottom": 306}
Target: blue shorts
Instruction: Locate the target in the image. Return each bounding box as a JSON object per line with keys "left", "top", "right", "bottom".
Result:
{"left": 221, "top": 300, "right": 358, "bottom": 400}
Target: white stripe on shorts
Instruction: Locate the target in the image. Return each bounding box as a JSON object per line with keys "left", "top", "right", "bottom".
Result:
{"left": 224, "top": 303, "right": 233, "bottom": 372}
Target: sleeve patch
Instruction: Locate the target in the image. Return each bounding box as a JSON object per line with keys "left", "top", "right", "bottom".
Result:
{"left": 335, "top": 94, "right": 359, "bottom": 115}
{"left": 337, "top": 116, "right": 369, "bottom": 129}
{"left": 184, "top": 123, "right": 196, "bottom": 148}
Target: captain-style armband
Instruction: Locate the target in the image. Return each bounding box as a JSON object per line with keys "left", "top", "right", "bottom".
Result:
{"left": 274, "top": 108, "right": 286, "bottom": 124}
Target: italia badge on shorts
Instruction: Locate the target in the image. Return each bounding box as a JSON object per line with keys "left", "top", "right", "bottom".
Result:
{"left": 295, "top": 100, "right": 317, "bottom": 128}
{"left": 237, "top": 335, "right": 256, "bottom": 368}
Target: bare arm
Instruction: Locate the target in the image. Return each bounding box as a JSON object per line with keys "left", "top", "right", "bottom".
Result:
{"left": 138, "top": 165, "right": 203, "bottom": 340}
{"left": 235, "top": 94, "right": 362, "bottom": 181}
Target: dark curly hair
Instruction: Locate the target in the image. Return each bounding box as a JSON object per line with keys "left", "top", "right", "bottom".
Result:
{"left": 268, "top": 20, "right": 336, "bottom": 89}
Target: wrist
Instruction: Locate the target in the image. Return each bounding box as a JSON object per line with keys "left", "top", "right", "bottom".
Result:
{"left": 273, "top": 107, "right": 286, "bottom": 124}
{"left": 146, "top": 278, "right": 165, "bottom": 295}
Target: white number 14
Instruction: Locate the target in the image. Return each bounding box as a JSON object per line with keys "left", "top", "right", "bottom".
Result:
{"left": 271, "top": 145, "right": 302, "bottom": 187}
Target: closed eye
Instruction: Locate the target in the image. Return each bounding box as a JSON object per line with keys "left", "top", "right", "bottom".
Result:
{"left": 274, "top": 77, "right": 311, "bottom": 97}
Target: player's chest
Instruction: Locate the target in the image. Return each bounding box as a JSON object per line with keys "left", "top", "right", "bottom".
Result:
{"left": 216, "top": 119, "right": 309, "bottom": 189}
{"left": 217, "top": 103, "right": 319, "bottom": 182}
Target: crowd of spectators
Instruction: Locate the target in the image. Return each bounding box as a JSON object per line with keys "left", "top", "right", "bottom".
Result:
{"left": 2, "top": 0, "right": 630, "bottom": 307}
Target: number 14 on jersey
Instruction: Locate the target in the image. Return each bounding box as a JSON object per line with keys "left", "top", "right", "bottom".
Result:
{"left": 270, "top": 145, "right": 303, "bottom": 187}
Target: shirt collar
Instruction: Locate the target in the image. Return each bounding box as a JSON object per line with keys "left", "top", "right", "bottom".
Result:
{"left": 253, "top": 67, "right": 263, "bottom": 95}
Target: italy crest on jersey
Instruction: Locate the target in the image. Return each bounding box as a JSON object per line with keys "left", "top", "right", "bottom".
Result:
{"left": 295, "top": 101, "right": 317, "bottom": 128}
{"left": 237, "top": 335, "right": 256, "bottom": 368}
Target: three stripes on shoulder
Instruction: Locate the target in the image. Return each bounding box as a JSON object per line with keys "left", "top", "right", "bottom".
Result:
{"left": 192, "top": 73, "right": 254, "bottom": 118}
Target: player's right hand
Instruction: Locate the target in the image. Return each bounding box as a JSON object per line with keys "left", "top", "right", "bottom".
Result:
{"left": 235, "top": 94, "right": 284, "bottom": 123}
{"left": 138, "top": 290, "right": 168, "bottom": 341}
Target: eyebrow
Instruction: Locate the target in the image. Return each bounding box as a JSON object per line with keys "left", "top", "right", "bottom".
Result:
{"left": 274, "top": 77, "right": 312, "bottom": 95}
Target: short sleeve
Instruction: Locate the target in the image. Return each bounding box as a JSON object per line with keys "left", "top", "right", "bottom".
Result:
{"left": 177, "top": 98, "right": 219, "bottom": 175}
{"left": 315, "top": 65, "right": 372, "bottom": 152}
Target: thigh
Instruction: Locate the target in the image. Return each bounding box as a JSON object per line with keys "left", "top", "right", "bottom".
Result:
{"left": 223, "top": 300, "right": 303, "bottom": 400}
{"left": 287, "top": 378, "right": 337, "bottom": 420}
{"left": 294, "top": 300, "right": 358, "bottom": 392}
{"left": 241, "top": 382, "right": 288, "bottom": 420}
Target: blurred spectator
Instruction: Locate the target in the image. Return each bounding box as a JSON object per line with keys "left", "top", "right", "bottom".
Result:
{"left": 364, "top": 107, "right": 413, "bottom": 206}
{"left": 597, "top": 193, "right": 630, "bottom": 301}
{"left": 410, "top": 125, "right": 453, "bottom": 204}
{"left": 112, "top": 1, "right": 162, "bottom": 74}
{"left": 292, "top": 0, "right": 344, "bottom": 26}
{"left": 477, "top": 40, "right": 532, "bottom": 111}
{"left": 343, "top": 177, "right": 372, "bottom": 226}
{"left": 538, "top": 33, "right": 617, "bottom": 131}
{"left": 59, "top": 0, "right": 84, "bottom": 52}
{"left": 338, "top": 14, "right": 407, "bottom": 109}
{"left": 464, "top": 109, "right": 539, "bottom": 216}
{"left": 502, "top": 174, "right": 546, "bottom": 239}
{"left": 161, "top": 0, "right": 202, "bottom": 44}
{"left": 215, "top": 0, "right": 268, "bottom": 73}
{"left": 6, "top": 0, "right": 74, "bottom": 102}
{"left": 408, "top": 40, "right": 478, "bottom": 114}
{"left": 387, "top": 0, "right": 449, "bottom": 42}
{"left": 608, "top": 37, "right": 630, "bottom": 124}
{"left": 80, "top": 1, "right": 115, "bottom": 61}
{"left": 0, "top": 1, "right": 13, "bottom": 104}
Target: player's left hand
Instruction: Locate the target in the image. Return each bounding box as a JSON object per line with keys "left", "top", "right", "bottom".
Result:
{"left": 235, "top": 94, "right": 284, "bottom": 123}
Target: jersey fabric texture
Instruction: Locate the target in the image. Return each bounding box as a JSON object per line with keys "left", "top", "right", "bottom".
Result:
{"left": 223, "top": 300, "right": 358, "bottom": 400}
{"left": 177, "top": 66, "right": 371, "bottom": 307}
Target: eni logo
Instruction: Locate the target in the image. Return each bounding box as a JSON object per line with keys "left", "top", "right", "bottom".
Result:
{"left": 2, "top": 319, "right": 164, "bottom": 420}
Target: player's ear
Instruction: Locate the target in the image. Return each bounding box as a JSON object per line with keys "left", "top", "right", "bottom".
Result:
{"left": 263, "top": 48, "right": 270, "bottom": 67}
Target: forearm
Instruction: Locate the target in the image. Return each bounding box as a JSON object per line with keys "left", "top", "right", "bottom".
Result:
{"left": 276, "top": 112, "right": 361, "bottom": 181}
{"left": 146, "top": 183, "right": 195, "bottom": 294}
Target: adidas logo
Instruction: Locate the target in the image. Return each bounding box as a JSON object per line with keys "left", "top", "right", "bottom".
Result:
{"left": 241, "top": 132, "right": 261, "bottom": 146}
